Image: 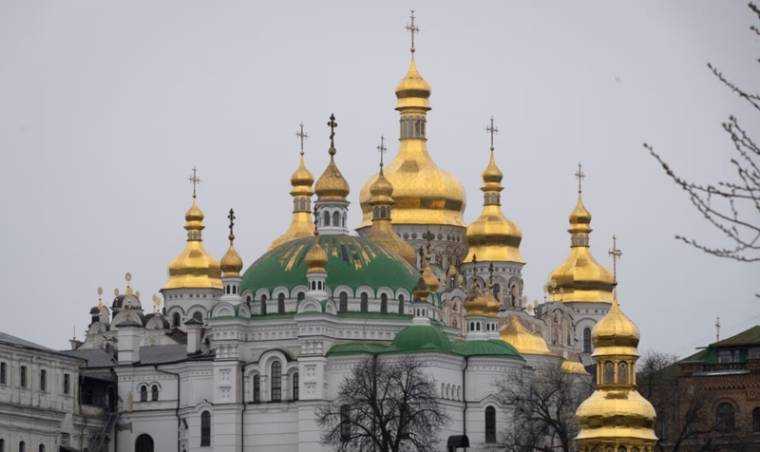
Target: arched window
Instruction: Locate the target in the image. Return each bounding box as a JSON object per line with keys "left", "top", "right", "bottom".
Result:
{"left": 753, "top": 407, "right": 760, "bottom": 432}
{"left": 398, "top": 294, "right": 405, "bottom": 314}
{"left": 151, "top": 385, "right": 159, "bottom": 401}
{"left": 38, "top": 445, "right": 44, "bottom": 452}
{"left": 340, "top": 405, "right": 351, "bottom": 440}
{"left": 192, "top": 311, "right": 203, "bottom": 322}
{"left": 40, "top": 369, "right": 46, "bottom": 392}
{"left": 716, "top": 402, "right": 736, "bottom": 432}
{"left": 260, "top": 295, "right": 267, "bottom": 315}
{"left": 140, "top": 385, "right": 148, "bottom": 402}
{"left": 603, "top": 362, "right": 614, "bottom": 385}
{"left": 618, "top": 362, "right": 629, "bottom": 385}
{"left": 253, "top": 374, "right": 261, "bottom": 403}
{"left": 339, "top": 292, "right": 348, "bottom": 313}
{"left": 485, "top": 406, "right": 496, "bottom": 443}
{"left": 360, "top": 293, "right": 368, "bottom": 312}
{"left": 332, "top": 211, "right": 340, "bottom": 227}
{"left": 271, "top": 361, "right": 282, "bottom": 402}
{"left": 277, "top": 293, "right": 285, "bottom": 314}
{"left": 583, "top": 327, "right": 592, "bottom": 354}
{"left": 19, "top": 442, "right": 24, "bottom": 452}
{"left": 297, "top": 292, "right": 305, "bottom": 302}
{"left": 380, "top": 293, "right": 388, "bottom": 313}
{"left": 200, "top": 411, "right": 211, "bottom": 446}
{"left": 618, "top": 447, "right": 626, "bottom": 452}
{"left": 63, "top": 373, "right": 70, "bottom": 394}
{"left": 323, "top": 210, "right": 330, "bottom": 226}
{"left": 172, "top": 312, "right": 181, "bottom": 328}
{"left": 135, "top": 434, "right": 154, "bottom": 452}
{"left": 292, "top": 372, "right": 299, "bottom": 401}
{"left": 226, "top": 285, "right": 230, "bottom": 295}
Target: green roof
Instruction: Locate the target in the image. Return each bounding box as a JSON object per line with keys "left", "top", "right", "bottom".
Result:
{"left": 241, "top": 235, "right": 419, "bottom": 293}
{"left": 453, "top": 339, "right": 523, "bottom": 358}
{"left": 393, "top": 324, "right": 453, "bottom": 353}
{"left": 714, "top": 325, "right": 760, "bottom": 347}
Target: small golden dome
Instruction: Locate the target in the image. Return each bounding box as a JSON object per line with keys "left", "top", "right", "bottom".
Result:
{"left": 395, "top": 59, "right": 431, "bottom": 110}
{"left": 464, "top": 288, "right": 501, "bottom": 318}
{"left": 315, "top": 156, "right": 350, "bottom": 202}
{"left": 221, "top": 246, "right": 243, "bottom": 278}
{"left": 548, "top": 194, "right": 614, "bottom": 303}
{"left": 304, "top": 240, "right": 328, "bottom": 273}
{"left": 270, "top": 154, "right": 315, "bottom": 250}
{"left": 561, "top": 359, "right": 590, "bottom": 375}
{"left": 575, "top": 390, "right": 657, "bottom": 441}
{"left": 464, "top": 150, "right": 523, "bottom": 264}
{"left": 422, "top": 263, "right": 440, "bottom": 293}
{"left": 164, "top": 199, "right": 223, "bottom": 290}
{"left": 290, "top": 154, "right": 314, "bottom": 190}
{"left": 500, "top": 316, "right": 553, "bottom": 356}
{"left": 369, "top": 170, "right": 394, "bottom": 203}
{"left": 364, "top": 169, "right": 417, "bottom": 266}
{"left": 592, "top": 298, "right": 640, "bottom": 357}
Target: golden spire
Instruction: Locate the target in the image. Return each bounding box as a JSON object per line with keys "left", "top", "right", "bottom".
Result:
{"left": 575, "top": 296, "right": 656, "bottom": 450}
{"left": 365, "top": 135, "right": 417, "bottom": 265}
{"left": 547, "top": 164, "right": 614, "bottom": 303}
{"left": 314, "top": 114, "right": 350, "bottom": 202}
{"left": 499, "top": 316, "right": 553, "bottom": 356}
{"left": 221, "top": 208, "right": 243, "bottom": 278}
{"left": 358, "top": 12, "right": 465, "bottom": 229}
{"left": 164, "top": 168, "right": 223, "bottom": 291}
{"left": 464, "top": 117, "right": 524, "bottom": 263}
{"left": 269, "top": 124, "right": 316, "bottom": 250}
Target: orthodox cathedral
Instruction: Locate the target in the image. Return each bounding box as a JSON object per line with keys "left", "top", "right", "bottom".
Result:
{"left": 8, "top": 14, "right": 658, "bottom": 452}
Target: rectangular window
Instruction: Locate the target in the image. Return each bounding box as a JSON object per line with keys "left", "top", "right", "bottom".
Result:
{"left": 0, "top": 362, "right": 6, "bottom": 385}
{"left": 20, "top": 365, "right": 27, "bottom": 388}
{"left": 40, "top": 369, "right": 47, "bottom": 392}
{"left": 63, "top": 373, "right": 70, "bottom": 395}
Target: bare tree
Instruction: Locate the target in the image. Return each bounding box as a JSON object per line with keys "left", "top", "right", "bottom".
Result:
{"left": 644, "top": 3, "right": 760, "bottom": 294}
{"left": 317, "top": 355, "right": 448, "bottom": 452}
{"left": 495, "top": 363, "right": 592, "bottom": 452}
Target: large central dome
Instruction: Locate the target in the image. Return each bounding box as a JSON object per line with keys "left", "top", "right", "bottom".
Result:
{"left": 358, "top": 59, "right": 466, "bottom": 229}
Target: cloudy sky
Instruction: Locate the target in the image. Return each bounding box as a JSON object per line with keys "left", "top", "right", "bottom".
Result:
{"left": 1, "top": 1, "right": 757, "bottom": 357}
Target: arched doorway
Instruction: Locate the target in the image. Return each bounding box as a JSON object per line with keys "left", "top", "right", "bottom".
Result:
{"left": 135, "top": 434, "right": 154, "bottom": 452}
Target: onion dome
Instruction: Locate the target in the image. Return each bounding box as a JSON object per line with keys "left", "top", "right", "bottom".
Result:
{"left": 422, "top": 262, "right": 440, "bottom": 293}
{"left": 500, "top": 316, "right": 552, "bottom": 356}
{"left": 304, "top": 239, "right": 328, "bottom": 273}
{"left": 575, "top": 298, "right": 656, "bottom": 450}
{"left": 464, "top": 284, "right": 500, "bottom": 318}
{"left": 221, "top": 209, "right": 243, "bottom": 278}
{"left": 270, "top": 153, "right": 315, "bottom": 250}
{"left": 315, "top": 142, "right": 349, "bottom": 202}
{"left": 358, "top": 58, "right": 465, "bottom": 229}
{"left": 464, "top": 148, "right": 524, "bottom": 263}
{"left": 547, "top": 189, "right": 615, "bottom": 303}
{"left": 364, "top": 166, "right": 417, "bottom": 266}
{"left": 164, "top": 197, "right": 223, "bottom": 290}
{"left": 412, "top": 271, "right": 430, "bottom": 301}
{"left": 561, "top": 358, "right": 590, "bottom": 375}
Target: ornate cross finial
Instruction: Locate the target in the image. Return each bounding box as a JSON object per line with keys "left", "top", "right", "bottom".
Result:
{"left": 574, "top": 162, "right": 586, "bottom": 195}
{"left": 486, "top": 116, "right": 499, "bottom": 152}
{"left": 97, "top": 286, "right": 104, "bottom": 308}
{"left": 377, "top": 135, "right": 387, "bottom": 169}
{"left": 327, "top": 114, "right": 338, "bottom": 156}
{"left": 188, "top": 166, "right": 202, "bottom": 199}
{"left": 609, "top": 234, "right": 622, "bottom": 284}
{"left": 227, "top": 208, "right": 236, "bottom": 244}
{"left": 405, "top": 9, "right": 420, "bottom": 57}
{"left": 296, "top": 122, "right": 308, "bottom": 156}
{"left": 715, "top": 316, "right": 721, "bottom": 342}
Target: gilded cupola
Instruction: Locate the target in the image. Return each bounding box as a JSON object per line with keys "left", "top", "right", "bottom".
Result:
{"left": 315, "top": 116, "right": 349, "bottom": 203}
{"left": 364, "top": 138, "right": 417, "bottom": 266}
{"left": 500, "top": 315, "right": 553, "bottom": 356}
{"left": 164, "top": 170, "right": 223, "bottom": 291}
{"left": 304, "top": 239, "right": 328, "bottom": 274}
{"left": 575, "top": 297, "right": 657, "bottom": 451}
{"left": 464, "top": 119, "right": 524, "bottom": 264}
{"left": 547, "top": 165, "right": 615, "bottom": 303}
{"left": 221, "top": 209, "right": 243, "bottom": 278}
{"left": 270, "top": 124, "right": 316, "bottom": 250}
{"left": 358, "top": 13, "right": 465, "bottom": 229}
{"left": 463, "top": 266, "right": 500, "bottom": 318}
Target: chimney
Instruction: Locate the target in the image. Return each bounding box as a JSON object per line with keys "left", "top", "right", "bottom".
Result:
{"left": 185, "top": 318, "right": 203, "bottom": 354}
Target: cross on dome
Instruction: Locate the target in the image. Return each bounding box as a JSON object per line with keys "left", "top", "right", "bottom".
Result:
{"left": 296, "top": 122, "right": 308, "bottom": 156}
{"left": 227, "top": 208, "right": 236, "bottom": 244}
{"left": 486, "top": 116, "right": 499, "bottom": 152}
{"left": 609, "top": 234, "right": 622, "bottom": 284}
{"left": 327, "top": 114, "right": 338, "bottom": 155}
{"left": 574, "top": 162, "right": 586, "bottom": 194}
{"left": 377, "top": 135, "right": 387, "bottom": 168}
{"left": 405, "top": 9, "right": 420, "bottom": 57}
{"left": 188, "top": 166, "right": 202, "bottom": 199}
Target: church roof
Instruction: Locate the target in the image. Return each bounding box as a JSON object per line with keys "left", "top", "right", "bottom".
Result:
{"left": 241, "top": 234, "right": 419, "bottom": 293}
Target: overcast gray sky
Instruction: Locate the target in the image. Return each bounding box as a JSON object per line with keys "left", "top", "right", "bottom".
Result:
{"left": 1, "top": 1, "right": 757, "bottom": 357}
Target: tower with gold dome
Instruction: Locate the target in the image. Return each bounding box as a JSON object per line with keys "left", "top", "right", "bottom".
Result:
{"left": 358, "top": 12, "right": 467, "bottom": 278}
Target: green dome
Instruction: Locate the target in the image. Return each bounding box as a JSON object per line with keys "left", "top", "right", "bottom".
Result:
{"left": 392, "top": 324, "right": 453, "bottom": 353}
{"left": 453, "top": 339, "right": 524, "bottom": 359}
{"left": 241, "top": 235, "right": 419, "bottom": 293}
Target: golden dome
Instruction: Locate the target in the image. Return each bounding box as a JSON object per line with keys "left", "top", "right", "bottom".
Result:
{"left": 270, "top": 154, "right": 315, "bottom": 250}
{"left": 500, "top": 316, "right": 553, "bottom": 356}
{"left": 422, "top": 263, "right": 440, "bottom": 293}
{"left": 561, "top": 359, "right": 590, "bottom": 375}
{"left": 464, "top": 150, "right": 524, "bottom": 263}
{"left": 358, "top": 59, "right": 465, "bottom": 228}
{"left": 304, "top": 240, "right": 328, "bottom": 273}
{"left": 464, "top": 288, "right": 500, "bottom": 318}
{"left": 575, "top": 390, "right": 657, "bottom": 442}
{"left": 548, "top": 195, "right": 615, "bottom": 303}
{"left": 315, "top": 156, "right": 349, "bottom": 202}
{"left": 364, "top": 168, "right": 417, "bottom": 266}
{"left": 592, "top": 298, "right": 640, "bottom": 357}
{"left": 412, "top": 272, "right": 430, "bottom": 301}
{"left": 164, "top": 199, "right": 223, "bottom": 290}
{"left": 220, "top": 246, "right": 243, "bottom": 278}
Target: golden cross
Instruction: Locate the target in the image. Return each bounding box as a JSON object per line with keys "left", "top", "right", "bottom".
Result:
{"left": 574, "top": 162, "right": 586, "bottom": 194}
{"left": 405, "top": 9, "right": 420, "bottom": 56}
{"left": 377, "top": 135, "right": 387, "bottom": 168}
{"left": 188, "top": 166, "right": 201, "bottom": 199}
{"left": 327, "top": 114, "right": 338, "bottom": 155}
{"left": 486, "top": 116, "right": 499, "bottom": 152}
{"left": 227, "top": 208, "right": 236, "bottom": 244}
{"left": 608, "top": 234, "right": 622, "bottom": 282}
{"left": 715, "top": 316, "right": 721, "bottom": 342}
{"left": 296, "top": 122, "right": 308, "bottom": 156}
